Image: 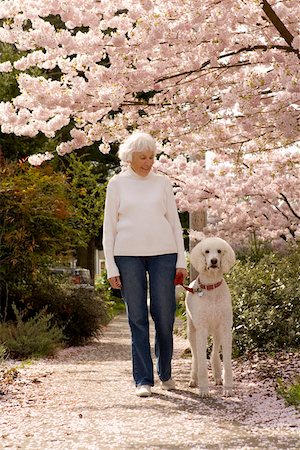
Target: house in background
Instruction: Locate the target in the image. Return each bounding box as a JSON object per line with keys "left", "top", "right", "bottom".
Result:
{"left": 76, "top": 239, "right": 106, "bottom": 284}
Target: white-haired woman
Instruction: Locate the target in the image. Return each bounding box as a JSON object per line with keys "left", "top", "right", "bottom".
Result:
{"left": 103, "top": 132, "right": 187, "bottom": 397}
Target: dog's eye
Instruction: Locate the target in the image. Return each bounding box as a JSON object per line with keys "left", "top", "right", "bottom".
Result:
{"left": 217, "top": 249, "right": 221, "bottom": 254}
{"left": 205, "top": 250, "right": 209, "bottom": 254}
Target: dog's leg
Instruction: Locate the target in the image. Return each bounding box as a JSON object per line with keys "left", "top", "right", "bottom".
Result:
{"left": 195, "top": 329, "right": 209, "bottom": 397}
{"left": 187, "top": 317, "right": 198, "bottom": 387}
{"left": 221, "top": 330, "right": 233, "bottom": 397}
{"left": 211, "top": 333, "right": 222, "bottom": 385}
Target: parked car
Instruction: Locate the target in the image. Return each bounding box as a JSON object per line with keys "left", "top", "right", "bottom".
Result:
{"left": 49, "top": 267, "right": 94, "bottom": 289}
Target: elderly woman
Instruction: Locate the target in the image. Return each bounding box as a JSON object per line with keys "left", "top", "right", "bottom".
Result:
{"left": 103, "top": 131, "right": 187, "bottom": 397}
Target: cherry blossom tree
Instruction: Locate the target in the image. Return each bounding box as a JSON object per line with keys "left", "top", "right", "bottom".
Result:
{"left": 156, "top": 147, "right": 299, "bottom": 245}
{"left": 0, "top": 0, "right": 299, "bottom": 244}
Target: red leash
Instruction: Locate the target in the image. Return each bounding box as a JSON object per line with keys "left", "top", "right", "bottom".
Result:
{"left": 174, "top": 273, "right": 222, "bottom": 293}
{"left": 173, "top": 272, "right": 194, "bottom": 292}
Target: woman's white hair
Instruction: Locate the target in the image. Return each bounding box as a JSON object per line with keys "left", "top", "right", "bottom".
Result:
{"left": 118, "top": 132, "right": 157, "bottom": 162}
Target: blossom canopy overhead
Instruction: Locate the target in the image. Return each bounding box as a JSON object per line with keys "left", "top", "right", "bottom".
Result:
{"left": 0, "top": 0, "right": 299, "bottom": 244}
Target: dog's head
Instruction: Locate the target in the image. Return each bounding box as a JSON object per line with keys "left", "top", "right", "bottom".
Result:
{"left": 190, "top": 237, "right": 236, "bottom": 275}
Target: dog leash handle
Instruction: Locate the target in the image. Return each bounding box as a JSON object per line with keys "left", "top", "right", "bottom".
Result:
{"left": 173, "top": 273, "right": 194, "bottom": 293}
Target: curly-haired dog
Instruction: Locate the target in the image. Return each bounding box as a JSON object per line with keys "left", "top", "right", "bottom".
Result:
{"left": 185, "top": 237, "right": 236, "bottom": 397}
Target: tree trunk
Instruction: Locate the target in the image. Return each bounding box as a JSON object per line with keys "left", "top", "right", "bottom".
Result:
{"left": 189, "top": 209, "right": 207, "bottom": 281}
{"left": 188, "top": 152, "right": 207, "bottom": 280}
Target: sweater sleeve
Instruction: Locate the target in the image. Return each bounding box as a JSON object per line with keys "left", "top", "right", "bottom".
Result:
{"left": 102, "top": 178, "right": 120, "bottom": 278}
{"left": 164, "top": 177, "right": 187, "bottom": 269}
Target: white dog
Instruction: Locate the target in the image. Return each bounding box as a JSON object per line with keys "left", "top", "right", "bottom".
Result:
{"left": 185, "top": 237, "right": 236, "bottom": 397}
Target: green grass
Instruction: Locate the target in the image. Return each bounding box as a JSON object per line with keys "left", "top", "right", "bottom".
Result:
{"left": 277, "top": 376, "right": 300, "bottom": 409}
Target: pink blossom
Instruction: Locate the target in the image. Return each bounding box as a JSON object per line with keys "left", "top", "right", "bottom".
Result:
{"left": 0, "top": 0, "right": 299, "bottom": 245}
{"left": 99, "top": 142, "right": 110, "bottom": 154}
{"left": 0, "top": 61, "right": 12, "bottom": 72}
{"left": 28, "top": 152, "right": 54, "bottom": 166}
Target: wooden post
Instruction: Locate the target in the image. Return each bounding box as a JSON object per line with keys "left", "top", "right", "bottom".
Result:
{"left": 189, "top": 209, "right": 207, "bottom": 280}
{"left": 188, "top": 153, "right": 207, "bottom": 280}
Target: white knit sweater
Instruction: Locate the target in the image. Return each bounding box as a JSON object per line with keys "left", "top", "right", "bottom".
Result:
{"left": 103, "top": 167, "right": 186, "bottom": 278}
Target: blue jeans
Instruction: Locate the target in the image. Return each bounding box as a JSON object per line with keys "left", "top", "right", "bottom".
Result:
{"left": 115, "top": 254, "right": 177, "bottom": 387}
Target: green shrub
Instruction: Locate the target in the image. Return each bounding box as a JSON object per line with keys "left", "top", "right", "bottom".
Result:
{"left": 0, "top": 305, "right": 64, "bottom": 359}
{"left": 95, "top": 272, "right": 125, "bottom": 318}
{"left": 0, "top": 158, "right": 108, "bottom": 322}
{"left": 31, "top": 275, "right": 110, "bottom": 345}
{"left": 177, "top": 244, "right": 300, "bottom": 356}
{"left": 228, "top": 246, "right": 300, "bottom": 356}
{"left": 0, "top": 161, "right": 80, "bottom": 321}
{"left": 277, "top": 376, "right": 300, "bottom": 409}
{"left": 0, "top": 344, "right": 6, "bottom": 360}
{"left": 61, "top": 287, "right": 110, "bottom": 345}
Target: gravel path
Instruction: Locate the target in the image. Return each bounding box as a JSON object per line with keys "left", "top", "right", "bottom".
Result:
{"left": 0, "top": 314, "right": 299, "bottom": 450}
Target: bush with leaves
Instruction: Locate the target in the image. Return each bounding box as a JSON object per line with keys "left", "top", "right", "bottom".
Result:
{"left": 0, "top": 344, "right": 6, "bottom": 360}
{"left": 277, "top": 376, "right": 300, "bottom": 410}
{"left": 227, "top": 245, "right": 300, "bottom": 356}
{"left": 65, "top": 154, "right": 107, "bottom": 244}
{"left": 0, "top": 305, "right": 64, "bottom": 359}
{"left": 176, "top": 244, "right": 300, "bottom": 356}
{"left": 30, "top": 274, "right": 110, "bottom": 345}
{"left": 95, "top": 272, "right": 125, "bottom": 318}
{"left": 0, "top": 161, "right": 84, "bottom": 320}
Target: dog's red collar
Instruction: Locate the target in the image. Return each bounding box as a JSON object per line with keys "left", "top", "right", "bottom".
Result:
{"left": 174, "top": 273, "right": 223, "bottom": 294}
{"left": 181, "top": 279, "right": 223, "bottom": 294}
{"left": 199, "top": 280, "right": 223, "bottom": 291}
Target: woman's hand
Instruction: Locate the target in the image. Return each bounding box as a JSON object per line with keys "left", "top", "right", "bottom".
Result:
{"left": 175, "top": 268, "right": 188, "bottom": 284}
{"left": 108, "top": 276, "right": 122, "bottom": 289}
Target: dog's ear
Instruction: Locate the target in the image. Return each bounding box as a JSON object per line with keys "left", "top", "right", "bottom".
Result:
{"left": 221, "top": 242, "right": 236, "bottom": 273}
{"left": 189, "top": 242, "right": 206, "bottom": 274}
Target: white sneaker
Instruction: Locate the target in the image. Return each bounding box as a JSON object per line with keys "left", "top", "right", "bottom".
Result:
{"left": 135, "top": 385, "right": 152, "bottom": 397}
{"left": 161, "top": 378, "right": 176, "bottom": 390}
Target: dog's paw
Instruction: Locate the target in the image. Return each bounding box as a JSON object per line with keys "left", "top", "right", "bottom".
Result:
{"left": 189, "top": 379, "right": 197, "bottom": 388}
{"left": 214, "top": 377, "right": 222, "bottom": 386}
{"left": 223, "top": 388, "right": 233, "bottom": 397}
{"left": 198, "top": 388, "right": 210, "bottom": 398}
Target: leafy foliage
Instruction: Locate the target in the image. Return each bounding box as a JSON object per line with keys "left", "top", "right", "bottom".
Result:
{"left": 227, "top": 245, "right": 300, "bottom": 356}
{"left": 176, "top": 245, "right": 300, "bottom": 356}
{"left": 0, "top": 344, "right": 6, "bottom": 360}
{"left": 65, "top": 153, "right": 107, "bottom": 245}
{"left": 0, "top": 43, "right": 19, "bottom": 101}
{"left": 95, "top": 271, "right": 125, "bottom": 318}
{"left": 277, "top": 376, "right": 300, "bottom": 410}
{"left": 0, "top": 161, "right": 80, "bottom": 319}
{"left": 30, "top": 275, "right": 110, "bottom": 345}
{"left": 0, "top": 305, "right": 64, "bottom": 358}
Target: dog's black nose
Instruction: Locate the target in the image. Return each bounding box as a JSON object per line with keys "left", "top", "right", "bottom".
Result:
{"left": 211, "top": 258, "right": 218, "bottom": 266}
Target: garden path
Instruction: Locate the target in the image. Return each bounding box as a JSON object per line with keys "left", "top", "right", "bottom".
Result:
{"left": 0, "top": 314, "right": 299, "bottom": 449}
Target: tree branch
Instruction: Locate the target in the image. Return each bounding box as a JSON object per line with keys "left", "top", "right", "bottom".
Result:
{"left": 280, "top": 192, "right": 300, "bottom": 219}
{"left": 155, "top": 43, "right": 298, "bottom": 85}
{"left": 261, "top": 0, "right": 294, "bottom": 48}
